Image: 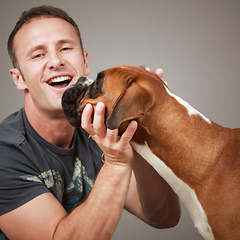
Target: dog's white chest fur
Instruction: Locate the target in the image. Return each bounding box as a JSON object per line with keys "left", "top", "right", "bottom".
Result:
{"left": 131, "top": 141, "right": 214, "bottom": 240}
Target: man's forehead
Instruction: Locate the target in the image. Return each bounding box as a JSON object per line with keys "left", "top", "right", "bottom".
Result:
{"left": 13, "top": 17, "right": 79, "bottom": 50}
{"left": 16, "top": 16, "right": 76, "bottom": 35}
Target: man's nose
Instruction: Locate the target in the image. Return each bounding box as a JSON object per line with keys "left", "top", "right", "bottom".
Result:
{"left": 47, "top": 52, "right": 64, "bottom": 70}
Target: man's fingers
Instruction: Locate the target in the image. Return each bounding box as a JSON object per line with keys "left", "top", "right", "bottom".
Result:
{"left": 145, "top": 67, "right": 164, "bottom": 80}
{"left": 93, "top": 102, "right": 106, "bottom": 137}
{"left": 81, "top": 103, "right": 94, "bottom": 133}
{"left": 119, "top": 121, "right": 137, "bottom": 146}
{"left": 164, "top": 81, "right": 168, "bottom": 87}
{"left": 106, "top": 128, "right": 119, "bottom": 143}
{"left": 155, "top": 68, "right": 164, "bottom": 79}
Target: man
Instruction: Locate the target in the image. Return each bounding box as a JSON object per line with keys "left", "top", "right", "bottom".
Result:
{"left": 0, "top": 5, "right": 180, "bottom": 240}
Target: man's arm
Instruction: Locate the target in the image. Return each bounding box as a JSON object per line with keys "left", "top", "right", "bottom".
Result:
{"left": 0, "top": 163, "right": 132, "bottom": 240}
{"left": 125, "top": 152, "right": 180, "bottom": 228}
{"left": 0, "top": 105, "right": 137, "bottom": 240}
{"left": 55, "top": 104, "right": 138, "bottom": 240}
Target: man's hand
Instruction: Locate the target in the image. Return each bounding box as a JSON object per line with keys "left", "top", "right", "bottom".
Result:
{"left": 81, "top": 102, "right": 138, "bottom": 166}
{"left": 146, "top": 67, "right": 168, "bottom": 87}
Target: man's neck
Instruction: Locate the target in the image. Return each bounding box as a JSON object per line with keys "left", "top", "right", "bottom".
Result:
{"left": 25, "top": 105, "right": 75, "bottom": 149}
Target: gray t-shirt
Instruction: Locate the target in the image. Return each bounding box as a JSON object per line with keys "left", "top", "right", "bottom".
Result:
{"left": 0, "top": 108, "right": 104, "bottom": 239}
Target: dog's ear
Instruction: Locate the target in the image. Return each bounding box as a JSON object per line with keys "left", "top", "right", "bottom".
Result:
{"left": 106, "top": 82, "right": 151, "bottom": 130}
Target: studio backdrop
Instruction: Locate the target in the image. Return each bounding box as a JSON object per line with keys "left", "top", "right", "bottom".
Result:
{"left": 0, "top": 1, "right": 239, "bottom": 239}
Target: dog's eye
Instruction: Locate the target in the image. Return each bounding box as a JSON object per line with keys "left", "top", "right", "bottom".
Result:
{"left": 89, "top": 80, "right": 102, "bottom": 99}
{"left": 126, "top": 77, "right": 136, "bottom": 87}
{"left": 93, "top": 81, "right": 101, "bottom": 92}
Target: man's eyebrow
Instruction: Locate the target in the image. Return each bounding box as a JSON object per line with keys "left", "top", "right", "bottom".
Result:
{"left": 26, "top": 44, "right": 46, "bottom": 57}
{"left": 57, "top": 38, "right": 78, "bottom": 46}
{"left": 26, "top": 39, "right": 78, "bottom": 57}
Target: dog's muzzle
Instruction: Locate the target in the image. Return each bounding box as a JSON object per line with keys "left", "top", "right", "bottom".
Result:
{"left": 62, "top": 77, "right": 94, "bottom": 127}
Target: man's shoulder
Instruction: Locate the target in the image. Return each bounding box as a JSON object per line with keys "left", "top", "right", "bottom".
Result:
{"left": 0, "top": 109, "right": 26, "bottom": 147}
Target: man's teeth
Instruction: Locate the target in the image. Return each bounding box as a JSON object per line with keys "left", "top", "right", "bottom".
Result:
{"left": 49, "top": 76, "right": 71, "bottom": 84}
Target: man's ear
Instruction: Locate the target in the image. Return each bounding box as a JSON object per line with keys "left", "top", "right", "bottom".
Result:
{"left": 83, "top": 51, "right": 90, "bottom": 76}
{"left": 106, "top": 83, "right": 152, "bottom": 130}
{"left": 10, "top": 68, "right": 27, "bottom": 91}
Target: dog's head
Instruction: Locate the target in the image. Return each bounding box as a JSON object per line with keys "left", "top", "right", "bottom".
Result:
{"left": 62, "top": 65, "right": 167, "bottom": 134}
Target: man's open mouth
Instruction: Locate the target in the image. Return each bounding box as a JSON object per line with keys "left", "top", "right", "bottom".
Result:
{"left": 47, "top": 76, "right": 72, "bottom": 88}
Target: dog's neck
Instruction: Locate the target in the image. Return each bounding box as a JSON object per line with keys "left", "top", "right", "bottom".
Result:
{"left": 138, "top": 86, "right": 230, "bottom": 188}
{"left": 131, "top": 86, "right": 230, "bottom": 239}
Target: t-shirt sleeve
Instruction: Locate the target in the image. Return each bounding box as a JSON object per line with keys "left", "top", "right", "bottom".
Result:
{"left": 0, "top": 144, "right": 50, "bottom": 215}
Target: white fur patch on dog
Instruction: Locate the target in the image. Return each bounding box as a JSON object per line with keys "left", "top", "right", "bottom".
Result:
{"left": 131, "top": 141, "right": 214, "bottom": 240}
{"left": 164, "top": 86, "right": 211, "bottom": 124}
{"left": 84, "top": 77, "right": 95, "bottom": 87}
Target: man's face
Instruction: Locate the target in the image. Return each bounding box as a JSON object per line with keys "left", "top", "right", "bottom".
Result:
{"left": 11, "top": 17, "right": 89, "bottom": 116}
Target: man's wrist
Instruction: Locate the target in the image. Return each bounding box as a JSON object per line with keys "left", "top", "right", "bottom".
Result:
{"left": 104, "top": 159, "right": 133, "bottom": 171}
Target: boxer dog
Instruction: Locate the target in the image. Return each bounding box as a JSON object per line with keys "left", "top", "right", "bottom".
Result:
{"left": 62, "top": 65, "right": 240, "bottom": 240}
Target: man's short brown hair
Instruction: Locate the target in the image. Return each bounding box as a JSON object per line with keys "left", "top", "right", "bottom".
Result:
{"left": 8, "top": 5, "right": 84, "bottom": 68}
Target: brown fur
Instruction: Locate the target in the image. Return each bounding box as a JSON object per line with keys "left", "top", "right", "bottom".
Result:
{"left": 62, "top": 65, "right": 240, "bottom": 239}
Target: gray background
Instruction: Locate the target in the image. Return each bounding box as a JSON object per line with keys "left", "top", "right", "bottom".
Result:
{"left": 1, "top": 0, "right": 239, "bottom": 239}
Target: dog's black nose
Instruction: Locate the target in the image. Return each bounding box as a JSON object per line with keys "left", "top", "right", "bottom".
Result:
{"left": 61, "top": 84, "right": 83, "bottom": 127}
{"left": 61, "top": 77, "right": 94, "bottom": 127}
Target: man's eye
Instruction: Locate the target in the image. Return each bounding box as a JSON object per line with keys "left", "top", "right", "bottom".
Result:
{"left": 32, "top": 53, "right": 44, "bottom": 59}
{"left": 61, "top": 47, "right": 71, "bottom": 51}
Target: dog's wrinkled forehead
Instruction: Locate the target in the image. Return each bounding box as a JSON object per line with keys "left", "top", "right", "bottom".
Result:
{"left": 95, "top": 65, "right": 162, "bottom": 94}
{"left": 104, "top": 65, "right": 153, "bottom": 80}
{"left": 101, "top": 66, "right": 139, "bottom": 85}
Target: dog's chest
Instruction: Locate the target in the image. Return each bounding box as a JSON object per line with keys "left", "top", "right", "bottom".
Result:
{"left": 131, "top": 141, "right": 215, "bottom": 240}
